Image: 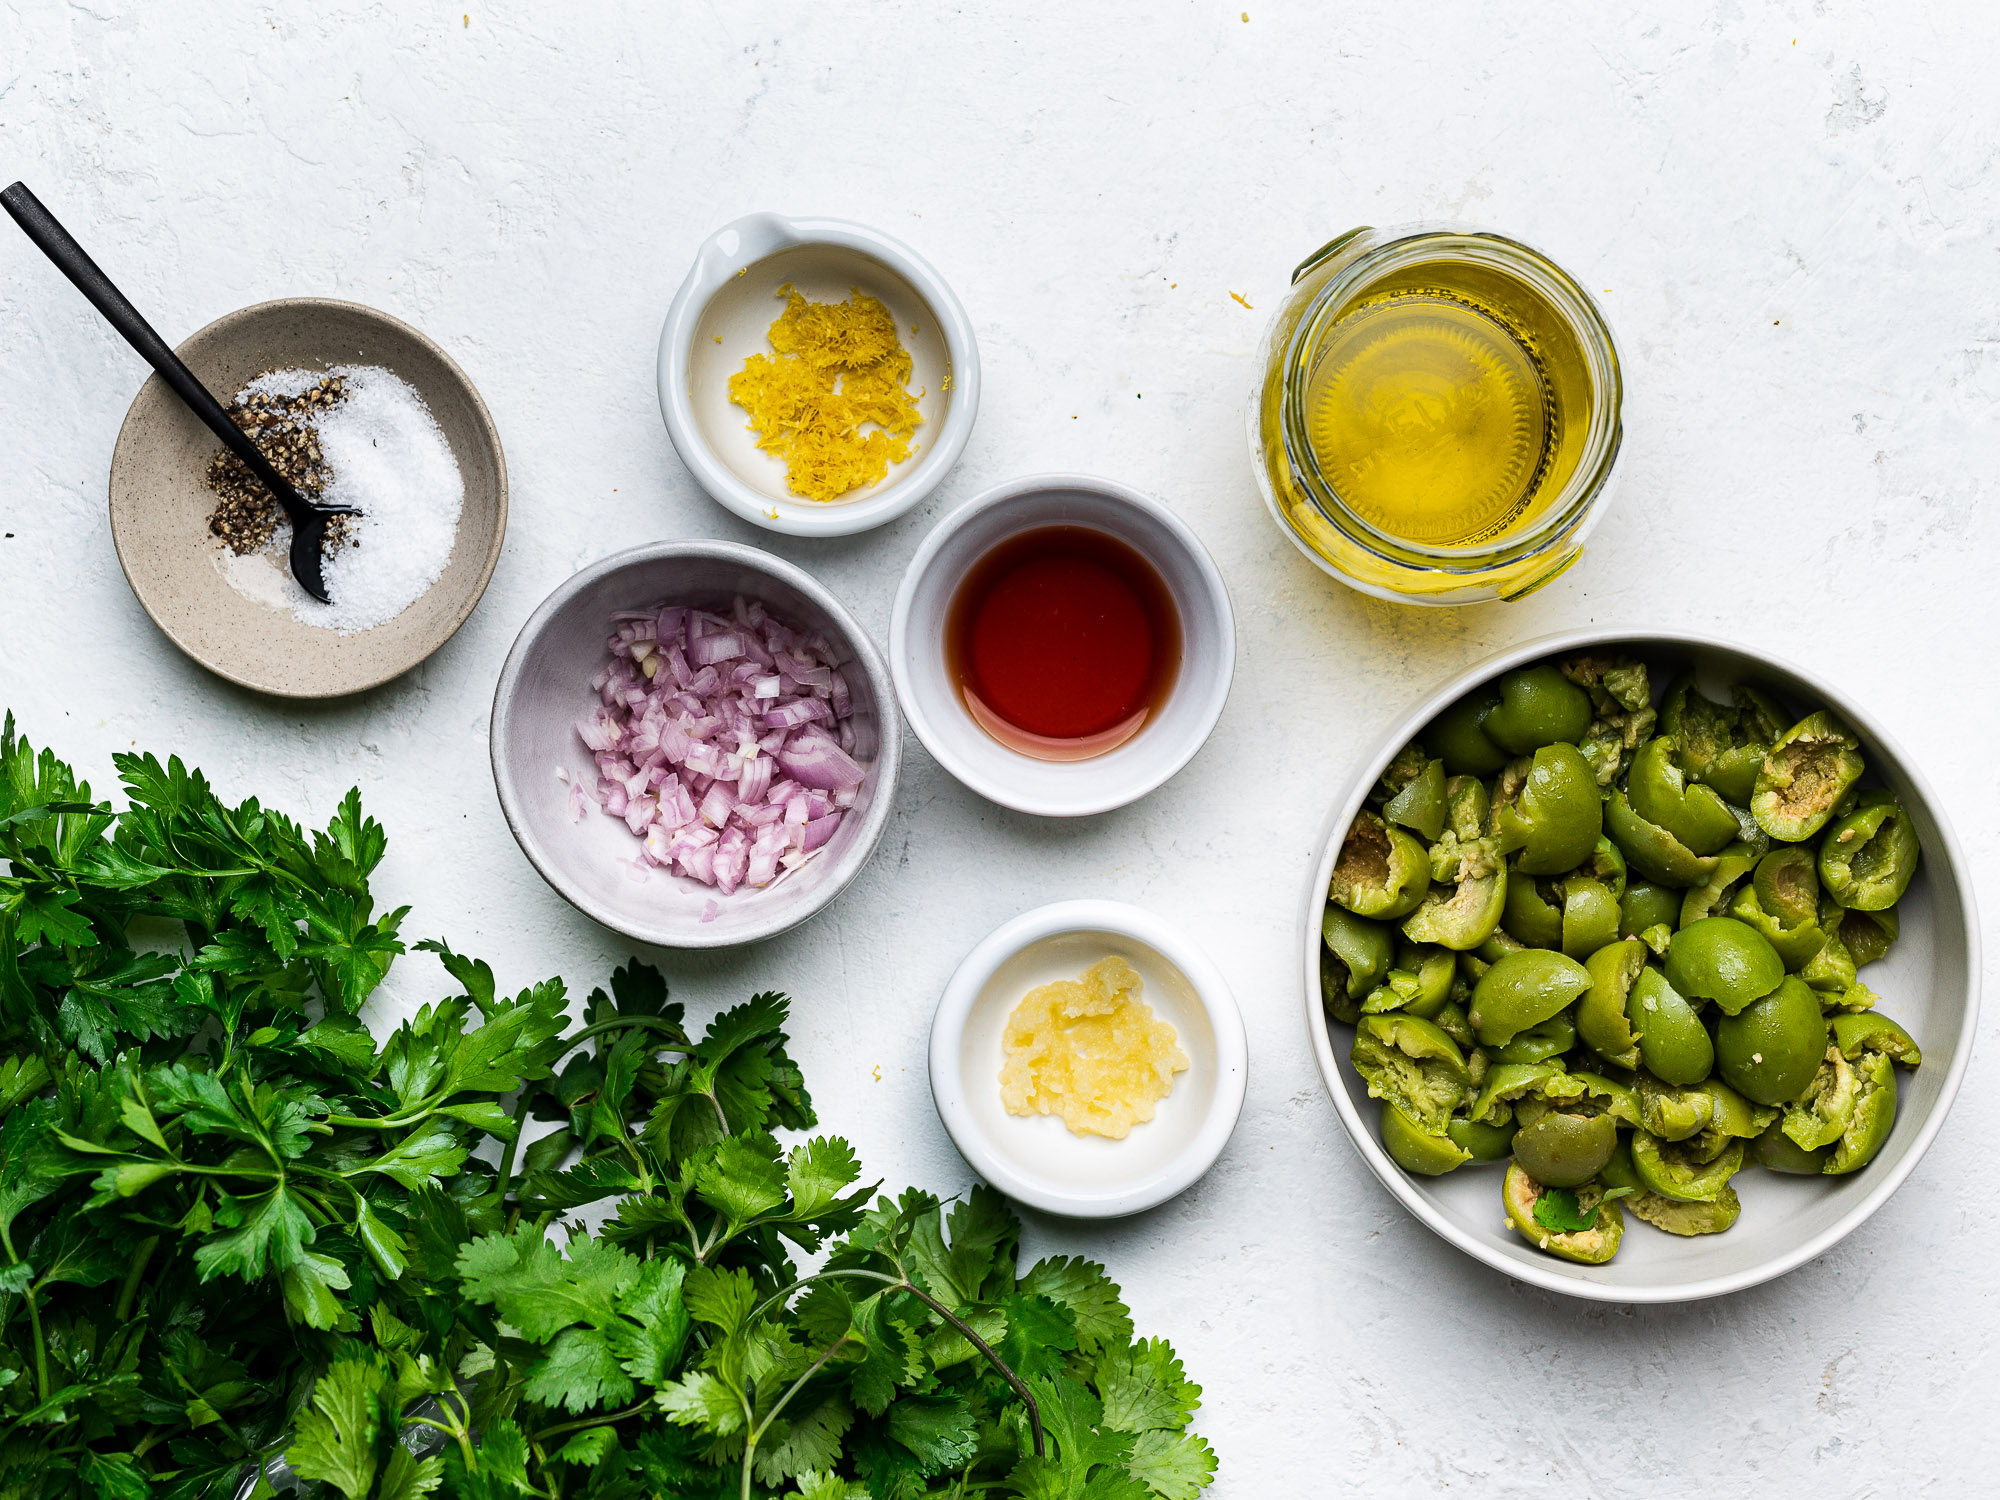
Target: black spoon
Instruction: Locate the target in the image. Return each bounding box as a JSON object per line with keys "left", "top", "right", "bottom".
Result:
{"left": 2, "top": 181, "right": 356, "bottom": 603}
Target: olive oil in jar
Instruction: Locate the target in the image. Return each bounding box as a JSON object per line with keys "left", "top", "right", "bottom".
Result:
{"left": 1297, "top": 262, "right": 1595, "bottom": 548}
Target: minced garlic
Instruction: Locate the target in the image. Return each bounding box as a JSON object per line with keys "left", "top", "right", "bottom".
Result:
{"left": 999, "top": 957, "right": 1189, "bottom": 1140}
{"left": 727, "top": 284, "right": 923, "bottom": 502}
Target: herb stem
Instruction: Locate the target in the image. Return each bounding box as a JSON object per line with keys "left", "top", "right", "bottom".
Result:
{"left": 0, "top": 1222, "right": 49, "bottom": 1402}
{"left": 741, "top": 1334, "right": 852, "bottom": 1500}
{"left": 530, "top": 1398, "right": 654, "bottom": 1445}
{"left": 115, "top": 1236, "right": 160, "bottom": 1321}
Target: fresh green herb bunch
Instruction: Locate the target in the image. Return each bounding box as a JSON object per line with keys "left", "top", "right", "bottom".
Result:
{"left": 0, "top": 718, "right": 1216, "bottom": 1500}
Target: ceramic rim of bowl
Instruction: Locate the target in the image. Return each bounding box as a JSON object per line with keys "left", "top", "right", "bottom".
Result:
{"left": 656, "top": 212, "right": 981, "bottom": 538}
{"left": 1301, "top": 626, "right": 1982, "bottom": 1302}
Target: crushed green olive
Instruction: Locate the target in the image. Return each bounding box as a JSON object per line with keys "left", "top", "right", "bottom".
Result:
{"left": 1330, "top": 810, "right": 1431, "bottom": 920}
{"left": 1818, "top": 791, "right": 1919, "bottom": 911}
{"left": 1752, "top": 711, "right": 1864, "bottom": 842}
{"left": 1331, "top": 651, "right": 1923, "bottom": 1266}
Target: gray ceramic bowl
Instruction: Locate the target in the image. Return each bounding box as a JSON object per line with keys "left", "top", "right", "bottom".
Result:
{"left": 491, "top": 540, "right": 902, "bottom": 948}
{"left": 1304, "top": 629, "right": 1980, "bottom": 1302}
{"left": 108, "top": 298, "right": 506, "bottom": 698}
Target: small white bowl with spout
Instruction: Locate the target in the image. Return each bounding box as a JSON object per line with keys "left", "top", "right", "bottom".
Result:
{"left": 657, "top": 213, "right": 981, "bottom": 537}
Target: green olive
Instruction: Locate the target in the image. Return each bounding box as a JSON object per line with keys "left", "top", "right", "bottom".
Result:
{"left": 1818, "top": 791, "right": 1919, "bottom": 911}
{"left": 1578, "top": 835, "right": 1628, "bottom": 901}
{"left": 1424, "top": 692, "right": 1508, "bottom": 776}
{"left": 1626, "top": 966, "right": 1714, "bottom": 1086}
{"left": 1577, "top": 939, "right": 1645, "bottom": 1068}
{"left": 1469, "top": 1061, "right": 1563, "bottom": 1123}
{"left": 1753, "top": 845, "right": 1819, "bottom": 925}
{"left": 1560, "top": 876, "right": 1622, "bottom": 960}
{"left": 1635, "top": 1075, "right": 1715, "bottom": 1141}
{"left": 1750, "top": 1118, "right": 1830, "bottom": 1174}
{"left": 1383, "top": 756, "right": 1449, "bottom": 843}
{"left": 1659, "top": 676, "right": 1780, "bottom": 807}
{"left": 1697, "top": 1078, "right": 1778, "bottom": 1139}
{"left": 1832, "top": 1010, "right": 1922, "bottom": 1067}
{"left": 1598, "top": 1135, "right": 1642, "bottom": 1192}
{"left": 1619, "top": 881, "right": 1681, "bottom": 938}
{"left": 1398, "top": 942, "right": 1459, "bottom": 1020}
{"left": 1502, "top": 874, "right": 1564, "bottom": 949}
{"left": 1321, "top": 905, "right": 1395, "bottom": 1024}
{"left": 1826, "top": 1052, "right": 1897, "bottom": 1174}
{"left": 1491, "top": 1011, "right": 1577, "bottom": 1065}
{"left": 1566, "top": 1071, "right": 1644, "bottom": 1127}
{"left": 1715, "top": 976, "right": 1827, "bottom": 1106}
{"left": 1351, "top": 1014, "right": 1471, "bottom": 1133}
{"left": 1330, "top": 811, "right": 1432, "bottom": 920}
{"left": 1606, "top": 791, "right": 1719, "bottom": 889}
{"left": 1380, "top": 1103, "right": 1473, "bottom": 1175}
{"left": 1494, "top": 742, "right": 1603, "bottom": 875}
{"left": 1442, "top": 774, "right": 1491, "bottom": 841}
{"left": 1780, "top": 1047, "right": 1856, "bottom": 1151}
{"left": 1752, "top": 711, "right": 1864, "bottom": 842}
{"left": 1628, "top": 1187, "right": 1741, "bottom": 1236}
{"left": 1835, "top": 906, "right": 1898, "bottom": 968}
{"left": 1502, "top": 1164, "right": 1625, "bottom": 1265}
{"left": 1800, "top": 896, "right": 1859, "bottom": 993}
{"left": 1663, "top": 917, "right": 1785, "bottom": 1016}
{"left": 1631, "top": 1132, "right": 1744, "bottom": 1202}
{"left": 1628, "top": 736, "right": 1744, "bottom": 857}
{"left": 1679, "top": 844, "right": 1762, "bottom": 927}
{"left": 1511, "top": 1110, "right": 1618, "bottom": 1188}
{"left": 1447, "top": 1114, "right": 1517, "bottom": 1161}
{"left": 1469, "top": 949, "right": 1592, "bottom": 1048}
{"left": 1482, "top": 665, "right": 1594, "bottom": 755}
{"left": 1401, "top": 864, "right": 1508, "bottom": 951}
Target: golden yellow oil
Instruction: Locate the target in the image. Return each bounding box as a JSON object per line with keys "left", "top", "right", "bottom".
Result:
{"left": 1300, "top": 268, "right": 1590, "bottom": 547}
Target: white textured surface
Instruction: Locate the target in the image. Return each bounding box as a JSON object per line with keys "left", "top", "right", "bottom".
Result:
{"left": 2, "top": 4, "right": 1997, "bottom": 1492}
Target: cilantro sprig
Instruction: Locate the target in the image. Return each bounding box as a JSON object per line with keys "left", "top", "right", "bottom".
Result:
{"left": 0, "top": 715, "right": 1217, "bottom": 1499}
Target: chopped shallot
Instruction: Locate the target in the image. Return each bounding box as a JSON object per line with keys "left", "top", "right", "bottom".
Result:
{"left": 574, "top": 597, "right": 863, "bottom": 894}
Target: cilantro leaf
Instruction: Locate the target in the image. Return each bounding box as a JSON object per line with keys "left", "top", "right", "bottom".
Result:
{"left": 1531, "top": 1186, "right": 1599, "bottom": 1234}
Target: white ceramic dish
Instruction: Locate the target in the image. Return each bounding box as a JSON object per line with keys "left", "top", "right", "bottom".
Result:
{"left": 889, "top": 474, "right": 1235, "bottom": 817}
{"left": 491, "top": 540, "right": 901, "bottom": 948}
{"left": 931, "top": 900, "right": 1248, "bottom": 1218}
{"left": 1303, "top": 628, "right": 1980, "bottom": 1303}
{"left": 657, "top": 213, "right": 980, "bottom": 537}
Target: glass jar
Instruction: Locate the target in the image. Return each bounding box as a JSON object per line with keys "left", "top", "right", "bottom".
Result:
{"left": 1249, "top": 225, "right": 1622, "bottom": 605}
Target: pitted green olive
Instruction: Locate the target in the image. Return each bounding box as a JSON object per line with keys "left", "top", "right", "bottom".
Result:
{"left": 1469, "top": 949, "right": 1592, "bottom": 1048}
{"left": 1399, "top": 942, "right": 1458, "bottom": 1019}
{"left": 1321, "top": 905, "right": 1395, "bottom": 1023}
{"left": 1567, "top": 1071, "right": 1643, "bottom": 1127}
{"left": 1579, "top": 835, "right": 1628, "bottom": 901}
{"left": 1628, "top": 736, "right": 1744, "bottom": 857}
{"left": 1832, "top": 1011, "right": 1921, "bottom": 1067}
{"left": 1818, "top": 791, "right": 1919, "bottom": 911}
{"left": 1511, "top": 1110, "right": 1617, "bottom": 1188}
{"left": 1424, "top": 692, "right": 1508, "bottom": 776}
{"left": 1631, "top": 1132, "right": 1744, "bottom": 1202}
{"left": 1635, "top": 1075, "right": 1715, "bottom": 1141}
{"left": 1401, "top": 861, "right": 1508, "bottom": 951}
{"left": 1383, "top": 755, "right": 1449, "bottom": 842}
{"left": 1627, "top": 967, "right": 1714, "bottom": 1086}
{"left": 1664, "top": 917, "right": 1785, "bottom": 1016}
{"left": 1380, "top": 1103, "right": 1473, "bottom": 1175}
{"left": 1578, "top": 939, "right": 1645, "bottom": 1068}
{"left": 1800, "top": 896, "right": 1858, "bottom": 993}
{"left": 1628, "top": 1187, "right": 1741, "bottom": 1236}
{"left": 1835, "top": 906, "right": 1898, "bottom": 968}
{"left": 1494, "top": 742, "right": 1603, "bottom": 875}
{"left": 1599, "top": 1136, "right": 1642, "bottom": 1192}
{"left": 1502, "top": 874, "right": 1564, "bottom": 949}
{"left": 1697, "top": 1078, "right": 1778, "bottom": 1140}
{"left": 1728, "top": 883, "right": 1828, "bottom": 971}
{"left": 1330, "top": 811, "right": 1432, "bottom": 920}
{"left": 1781, "top": 1047, "right": 1857, "bottom": 1151}
{"left": 1442, "top": 774, "right": 1490, "bottom": 842}
{"left": 1826, "top": 1052, "right": 1896, "bottom": 1174}
{"left": 1469, "top": 1061, "right": 1564, "bottom": 1123}
{"left": 1753, "top": 845, "right": 1819, "bottom": 925}
{"left": 1752, "top": 711, "right": 1864, "bottom": 842}
{"left": 1606, "top": 791, "right": 1719, "bottom": 889}
{"left": 1483, "top": 665, "right": 1594, "bottom": 755}
{"left": 1660, "top": 677, "right": 1781, "bottom": 807}
{"left": 1679, "top": 844, "right": 1761, "bottom": 927}
{"left": 1503, "top": 1164, "right": 1624, "bottom": 1264}
{"left": 1715, "top": 976, "right": 1827, "bottom": 1106}
{"left": 1351, "top": 1014, "right": 1471, "bottom": 1133}
{"left": 1619, "top": 881, "right": 1680, "bottom": 938}
{"left": 1434, "top": 1002, "right": 1476, "bottom": 1051}
{"left": 1560, "top": 876, "right": 1622, "bottom": 960}
{"left": 1751, "top": 1119, "right": 1830, "bottom": 1174}
{"left": 1491, "top": 1011, "right": 1577, "bottom": 1065}
{"left": 1447, "top": 1114, "right": 1518, "bottom": 1161}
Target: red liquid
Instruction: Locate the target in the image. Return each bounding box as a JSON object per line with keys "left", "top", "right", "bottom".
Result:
{"left": 944, "top": 526, "right": 1182, "bottom": 762}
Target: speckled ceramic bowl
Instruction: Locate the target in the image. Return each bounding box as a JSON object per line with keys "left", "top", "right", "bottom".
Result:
{"left": 108, "top": 298, "right": 506, "bottom": 698}
{"left": 1304, "top": 629, "right": 1979, "bottom": 1302}
{"left": 490, "top": 539, "right": 902, "bottom": 949}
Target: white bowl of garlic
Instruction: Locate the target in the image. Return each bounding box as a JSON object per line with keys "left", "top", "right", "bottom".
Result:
{"left": 928, "top": 899, "right": 1248, "bottom": 1219}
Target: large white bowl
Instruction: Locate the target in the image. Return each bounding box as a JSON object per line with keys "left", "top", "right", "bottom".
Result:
{"left": 657, "top": 213, "right": 980, "bottom": 538}
{"left": 1302, "top": 628, "right": 1980, "bottom": 1302}
{"left": 491, "top": 540, "right": 901, "bottom": 948}
{"left": 890, "top": 474, "right": 1235, "bottom": 817}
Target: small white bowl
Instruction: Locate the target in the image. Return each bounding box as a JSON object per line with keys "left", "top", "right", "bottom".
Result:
{"left": 491, "top": 540, "right": 901, "bottom": 948}
{"left": 930, "top": 900, "right": 1248, "bottom": 1218}
{"left": 657, "top": 212, "right": 981, "bottom": 537}
{"left": 889, "top": 474, "right": 1235, "bottom": 817}
{"left": 1304, "top": 628, "right": 1980, "bottom": 1302}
